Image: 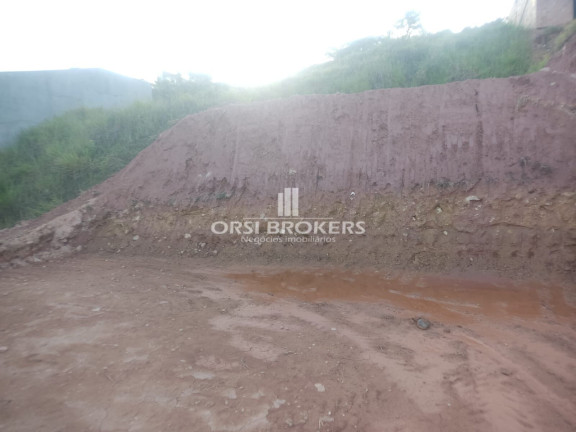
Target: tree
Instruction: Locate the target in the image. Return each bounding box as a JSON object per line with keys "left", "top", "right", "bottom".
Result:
{"left": 152, "top": 72, "right": 230, "bottom": 107}
{"left": 395, "top": 11, "right": 423, "bottom": 38}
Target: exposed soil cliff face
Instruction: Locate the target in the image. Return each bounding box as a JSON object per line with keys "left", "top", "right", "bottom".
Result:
{"left": 87, "top": 66, "right": 576, "bottom": 280}
{"left": 1, "top": 39, "right": 575, "bottom": 280}
{"left": 98, "top": 72, "right": 575, "bottom": 207}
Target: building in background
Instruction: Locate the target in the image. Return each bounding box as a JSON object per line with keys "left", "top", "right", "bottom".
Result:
{"left": 509, "top": 0, "right": 575, "bottom": 28}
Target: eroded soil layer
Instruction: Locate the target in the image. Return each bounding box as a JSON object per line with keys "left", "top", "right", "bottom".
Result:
{"left": 85, "top": 187, "right": 576, "bottom": 281}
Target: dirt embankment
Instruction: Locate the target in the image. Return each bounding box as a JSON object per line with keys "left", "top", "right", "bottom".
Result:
{"left": 1, "top": 38, "right": 576, "bottom": 279}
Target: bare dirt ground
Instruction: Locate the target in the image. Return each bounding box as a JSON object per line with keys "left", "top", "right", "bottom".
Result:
{"left": 1, "top": 254, "right": 575, "bottom": 432}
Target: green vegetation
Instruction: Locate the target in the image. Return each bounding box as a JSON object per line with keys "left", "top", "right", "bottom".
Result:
{"left": 0, "top": 19, "right": 568, "bottom": 228}
{"left": 272, "top": 20, "right": 533, "bottom": 96}
{"left": 554, "top": 19, "right": 576, "bottom": 50}
{"left": 0, "top": 74, "right": 233, "bottom": 227}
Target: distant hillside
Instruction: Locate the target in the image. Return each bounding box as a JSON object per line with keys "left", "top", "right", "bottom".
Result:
{"left": 0, "top": 69, "right": 151, "bottom": 147}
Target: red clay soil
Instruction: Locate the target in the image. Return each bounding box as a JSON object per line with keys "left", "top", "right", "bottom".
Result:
{"left": 1, "top": 33, "right": 576, "bottom": 432}
{"left": 0, "top": 255, "right": 575, "bottom": 432}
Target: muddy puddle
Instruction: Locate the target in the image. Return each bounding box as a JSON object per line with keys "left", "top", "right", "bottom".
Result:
{"left": 229, "top": 270, "right": 576, "bottom": 323}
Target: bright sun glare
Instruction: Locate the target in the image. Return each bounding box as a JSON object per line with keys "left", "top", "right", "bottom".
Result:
{"left": 2, "top": 0, "right": 515, "bottom": 87}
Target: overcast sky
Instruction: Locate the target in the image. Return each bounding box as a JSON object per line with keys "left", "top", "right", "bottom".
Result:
{"left": 1, "top": 0, "right": 515, "bottom": 87}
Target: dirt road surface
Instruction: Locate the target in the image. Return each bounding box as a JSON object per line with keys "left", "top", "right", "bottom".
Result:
{"left": 1, "top": 254, "right": 575, "bottom": 431}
